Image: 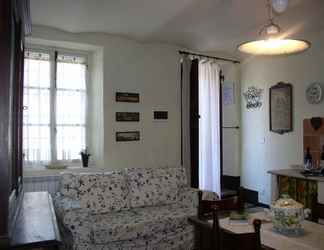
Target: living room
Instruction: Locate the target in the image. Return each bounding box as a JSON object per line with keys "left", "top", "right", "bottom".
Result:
{"left": 1, "top": 0, "right": 324, "bottom": 249}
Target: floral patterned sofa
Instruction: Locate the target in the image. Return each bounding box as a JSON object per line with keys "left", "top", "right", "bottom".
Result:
{"left": 54, "top": 167, "right": 201, "bottom": 250}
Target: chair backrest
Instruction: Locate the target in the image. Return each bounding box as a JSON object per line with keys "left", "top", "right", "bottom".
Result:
{"left": 313, "top": 202, "right": 324, "bottom": 223}
{"left": 198, "top": 187, "right": 245, "bottom": 219}
{"left": 218, "top": 214, "right": 262, "bottom": 250}
{"left": 191, "top": 207, "right": 263, "bottom": 250}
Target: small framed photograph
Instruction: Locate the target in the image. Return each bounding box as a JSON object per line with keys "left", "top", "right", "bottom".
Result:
{"left": 269, "top": 82, "right": 293, "bottom": 134}
{"left": 153, "top": 111, "right": 168, "bottom": 120}
{"left": 116, "top": 112, "right": 140, "bottom": 122}
{"left": 116, "top": 92, "right": 139, "bottom": 103}
{"left": 116, "top": 131, "right": 140, "bottom": 142}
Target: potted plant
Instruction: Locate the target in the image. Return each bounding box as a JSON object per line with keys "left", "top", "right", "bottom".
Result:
{"left": 80, "top": 148, "right": 91, "bottom": 167}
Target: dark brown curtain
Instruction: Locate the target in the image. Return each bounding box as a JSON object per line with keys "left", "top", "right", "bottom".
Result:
{"left": 190, "top": 59, "right": 199, "bottom": 188}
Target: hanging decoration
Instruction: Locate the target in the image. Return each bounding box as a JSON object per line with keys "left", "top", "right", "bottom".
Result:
{"left": 243, "top": 86, "right": 264, "bottom": 109}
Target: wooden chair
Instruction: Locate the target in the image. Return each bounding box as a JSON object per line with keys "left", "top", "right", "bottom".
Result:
{"left": 222, "top": 217, "right": 263, "bottom": 250}
{"left": 193, "top": 189, "right": 275, "bottom": 250}
{"left": 313, "top": 202, "right": 324, "bottom": 224}
{"left": 191, "top": 205, "right": 263, "bottom": 250}
{"left": 198, "top": 187, "right": 245, "bottom": 220}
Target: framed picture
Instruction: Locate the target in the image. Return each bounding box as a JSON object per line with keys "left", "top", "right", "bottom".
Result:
{"left": 153, "top": 111, "right": 168, "bottom": 120}
{"left": 116, "top": 131, "right": 140, "bottom": 142}
{"left": 116, "top": 92, "right": 139, "bottom": 103}
{"left": 269, "top": 82, "right": 293, "bottom": 134}
{"left": 116, "top": 112, "right": 139, "bottom": 122}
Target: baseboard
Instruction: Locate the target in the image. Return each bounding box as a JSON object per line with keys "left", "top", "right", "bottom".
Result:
{"left": 0, "top": 235, "right": 10, "bottom": 249}
{"left": 243, "top": 188, "right": 259, "bottom": 205}
{"left": 222, "top": 175, "right": 240, "bottom": 191}
{"left": 257, "top": 202, "right": 270, "bottom": 208}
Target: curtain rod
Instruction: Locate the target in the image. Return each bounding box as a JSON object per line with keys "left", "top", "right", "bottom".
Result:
{"left": 179, "top": 50, "right": 240, "bottom": 64}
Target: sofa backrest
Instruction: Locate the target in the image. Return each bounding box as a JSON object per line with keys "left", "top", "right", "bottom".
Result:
{"left": 58, "top": 166, "right": 188, "bottom": 212}
{"left": 125, "top": 166, "right": 187, "bottom": 208}
{"left": 59, "top": 172, "right": 80, "bottom": 199}
{"left": 59, "top": 171, "right": 129, "bottom": 213}
{"left": 78, "top": 172, "right": 129, "bottom": 213}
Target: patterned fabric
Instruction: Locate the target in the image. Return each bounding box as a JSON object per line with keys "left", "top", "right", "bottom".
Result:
{"left": 59, "top": 173, "right": 80, "bottom": 199}
{"left": 178, "top": 188, "right": 199, "bottom": 209}
{"left": 53, "top": 193, "right": 81, "bottom": 217}
{"left": 54, "top": 167, "right": 198, "bottom": 250}
{"left": 78, "top": 172, "right": 129, "bottom": 213}
{"left": 125, "top": 167, "right": 187, "bottom": 208}
{"left": 91, "top": 204, "right": 195, "bottom": 244}
{"left": 60, "top": 226, "right": 194, "bottom": 250}
{"left": 54, "top": 194, "right": 93, "bottom": 243}
{"left": 278, "top": 176, "right": 317, "bottom": 218}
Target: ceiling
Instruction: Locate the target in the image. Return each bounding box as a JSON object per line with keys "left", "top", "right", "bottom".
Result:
{"left": 30, "top": 0, "right": 324, "bottom": 56}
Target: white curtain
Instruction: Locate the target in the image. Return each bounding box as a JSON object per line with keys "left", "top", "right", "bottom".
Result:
{"left": 181, "top": 56, "right": 192, "bottom": 184}
{"left": 198, "top": 61, "right": 221, "bottom": 197}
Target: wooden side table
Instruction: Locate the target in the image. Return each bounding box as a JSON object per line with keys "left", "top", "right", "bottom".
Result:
{"left": 10, "top": 192, "right": 61, "bottom": 249}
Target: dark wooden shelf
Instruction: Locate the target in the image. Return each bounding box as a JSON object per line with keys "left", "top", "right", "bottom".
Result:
{"left": 10, "top": 192, "right": 61, "bottom": 249}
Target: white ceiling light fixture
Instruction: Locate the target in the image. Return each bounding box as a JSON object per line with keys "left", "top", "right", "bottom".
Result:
{"left": 271, "top": 0, "right": 289, "bottom": 13}
{"left": 238, "top": 0, "right": 310, "bottom": 56}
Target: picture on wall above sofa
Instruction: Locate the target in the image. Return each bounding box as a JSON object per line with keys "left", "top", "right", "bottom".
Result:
{"left": 116, "top": 112, "right": 140, "bottom": 122}
{"left": 116, "top": 131, "right": 140, "bottom": 142}
{"left": 116, "top": 92, "right": 140, "bottom": 103}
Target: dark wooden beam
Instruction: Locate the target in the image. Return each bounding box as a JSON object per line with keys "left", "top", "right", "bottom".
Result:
{"left": 0, "top": 0, "right": 13, "bottom": 244}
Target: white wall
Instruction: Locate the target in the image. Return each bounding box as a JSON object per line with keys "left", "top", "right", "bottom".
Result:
{"left": 27, "top": 25, "right": 241, "bottom": 176}
{"left": 222, "top": 64, "right": 241, "bottom": 177}
{"left": 28, "top": 25, "right": 182, "bottom": 170}
{"left": 240, "top": 30, "right": 324, "bottom": 204}
{"left": 88, "top": 48, "right": 104, "bottom": 167}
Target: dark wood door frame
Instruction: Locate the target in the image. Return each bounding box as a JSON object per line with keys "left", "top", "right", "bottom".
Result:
{"left": 190, "top": 59, "right": 199, "bottom": 188}
{"left": 0, "top": 1, "right": 13, "bottom": 245}
{"left": 219, "top": 70, "right": 224, "bottom": 188}
{"left": 0, "top": 0, "right": 30, "bottom": 247}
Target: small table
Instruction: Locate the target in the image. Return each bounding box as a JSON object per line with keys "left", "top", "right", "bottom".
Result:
{"left": 219, "top": 212, "right": 324, "bottom": 250}
{"left": 11, "top": 192, "right": 61, "bottom": 249}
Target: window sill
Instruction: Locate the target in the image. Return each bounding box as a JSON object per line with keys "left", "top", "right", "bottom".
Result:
{"left": 23, "top": 165, "right": 99, "bottom": 177}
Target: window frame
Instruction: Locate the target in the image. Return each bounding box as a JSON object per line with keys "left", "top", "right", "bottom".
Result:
{"left": 24, "top": 44, "right": 89, "bottom": 167}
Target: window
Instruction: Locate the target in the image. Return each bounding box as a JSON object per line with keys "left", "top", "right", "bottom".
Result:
{"left": 23, "top": 48, "right": 87, "bottom": 167}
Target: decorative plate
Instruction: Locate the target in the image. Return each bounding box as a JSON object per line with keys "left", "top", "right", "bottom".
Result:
{"left": 306, "top": 83, "right": 323, "bottom": 104}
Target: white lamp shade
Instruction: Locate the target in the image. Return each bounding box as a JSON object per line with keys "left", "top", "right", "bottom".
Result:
{"left": 238, "top": 39, "right": 310, "bottom": 56}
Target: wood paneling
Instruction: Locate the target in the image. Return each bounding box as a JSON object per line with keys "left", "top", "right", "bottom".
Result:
{"left": 0, "top": 0, "right": 13, "bottom": 242}
{"left": 190, "top": 59, "right": 199, "bottom": 188}
{"left": 303, "top": 118, "right": 324, "bottom": 163}
{"left": 0, "top": 0, "right": 30, "bottom": 246}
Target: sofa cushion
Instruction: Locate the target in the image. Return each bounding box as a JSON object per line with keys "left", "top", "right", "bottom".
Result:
{"left": 59, "top": 173, "right": 80, "bottom": 199}
{"left": 78, "top": 172, "right": 129, "bottom": 213}
{"left": 91, "top": 204, "right": 195, "bottom": 244}
{"left": 126, "top": 167, "right": 187, "bottom": 208}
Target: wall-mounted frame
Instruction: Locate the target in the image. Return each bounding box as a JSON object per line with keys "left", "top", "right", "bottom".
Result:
{"left": 269, "top": 82, "right": 293, "bottom": 134}
{"left": 116, "top": 92, "right": 139, "bottom": 103}
{"left": 116, "top": 131, "right": 140, "bottom": 142}
{"left": 116, "top": 112, "right": 139, "bottom": 122}
{"left": 153, "top": 111, "right": 168, "bottom": 120}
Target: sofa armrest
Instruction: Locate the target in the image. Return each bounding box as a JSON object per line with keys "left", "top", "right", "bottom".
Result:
{"left": 54, "top": 193, "right": 94, "bottom": 243}
{"left": 178, "top": 188, "right": 200, "bottom": 209}
{"left": 53, "top": 193, "right": 82, "bottom": 220}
